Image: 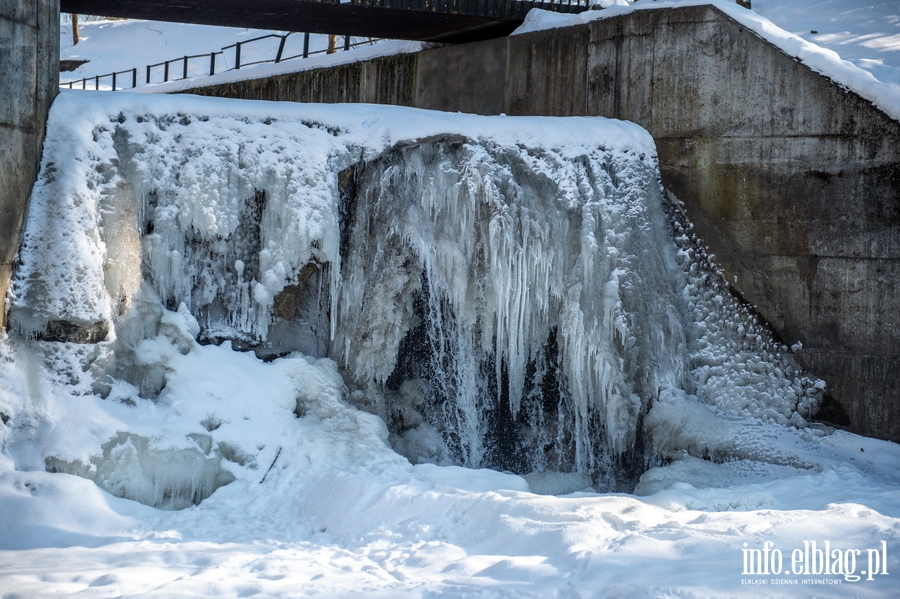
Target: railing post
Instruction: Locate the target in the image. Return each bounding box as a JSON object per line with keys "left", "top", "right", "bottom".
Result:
{"left": 146, "top": 64, "right": 151, "bottom": 84}
{"left": 95, "top": 75, "right": 99, "bottom": 90}
{"left": 164, "top": 60, "right": 170, "bottom": 82}
{"left": 132, "top": 68, "right": 137, "bottom": 88}
{"left": 210, "top": 52, "right": 216, "bottom": 75}
{"left": 183, "top": 56, "right": 188, "bottom": 79}
{"left": 82, "top": 79, "right": 86, "bottom": 90}
{"left": 303, "top": 32, "right": 310, "bottom": 58}
{"left": 276, "top": 35, "right": 287, "bottom": 63}
{"left": 112, "top": 72, "right": 117, "bottom": 91}
{"left": 235, "top": 42, "right": 242, "bottom": 69}
{"left": 344, "top": 35, "right": 350, "bottom": 51}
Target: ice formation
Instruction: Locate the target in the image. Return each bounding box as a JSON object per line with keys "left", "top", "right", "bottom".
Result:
{"left": 334, "top": 139, "right": 821, "bottom": 488}
{"left": 4, "top": 91, "right": 821, "bottom": 504}
{"left": 45, "top": 432, "right": 235, "bottom": 510}
{"left": 336, "top": 138, "right": 685, "bottom": 485}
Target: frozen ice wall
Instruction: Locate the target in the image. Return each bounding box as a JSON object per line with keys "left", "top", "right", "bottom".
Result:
{"left": 6, "top": 92, "right": 821, "bottom": 500}
{"left": 336, "top": 138, "right": 687, "bottom": 486}
{"left": 334, "top": 138, "right": 820, "bottom": 489}
{"left": 9, "top": 102, "right": 342, "bottom": 352}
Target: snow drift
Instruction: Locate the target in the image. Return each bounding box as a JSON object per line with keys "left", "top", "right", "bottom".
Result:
{"left": 5, "top": 91, "right": 821, "bottom": 505}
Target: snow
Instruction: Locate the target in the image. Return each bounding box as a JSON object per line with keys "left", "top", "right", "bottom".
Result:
{"left": 1, "top": 328, "right": 898, "bottom": 596}
{"left": 752, "top": 0, "right": 900, "bottom": 89}
{"left": 2, "top": 339, "right": 898, "bottom": 598}
{"left": 59, "top": 18, "right": 411, "bottom": 93}
{"left": 1, "top": 89, "right": 897, "bottom": 597}
{"left": 514, "top": 0, "right": 900, "bottom": 122}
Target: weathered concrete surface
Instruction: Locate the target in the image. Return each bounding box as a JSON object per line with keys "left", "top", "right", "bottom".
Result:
{"left": 0, "top": 0, "right": 59, "bottom": 328}
{"left": 581, "top": 6, "right": 900, "bottom": 443}
{"left": 189, "top": 5, "right": 900, "bottom": 442}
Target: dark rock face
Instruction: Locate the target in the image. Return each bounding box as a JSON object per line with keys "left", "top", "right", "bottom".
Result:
{"left": 255, "top": 262, "right": 330, "bottom": 361}
{"left": 39, "top": 319, "right": 110, "bottom": 344}
{"left": 59, "top": 58, "right": 89, "bottom": 72}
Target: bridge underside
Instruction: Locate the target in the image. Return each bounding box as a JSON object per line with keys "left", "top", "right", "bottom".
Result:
{"left": 59, "top": 0, "right": 584, "bottom": 43}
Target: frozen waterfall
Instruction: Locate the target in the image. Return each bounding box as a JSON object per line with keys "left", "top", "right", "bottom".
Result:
{"left": 335, "top": 138, "right": 686, "bottom": 486}
{"left": 5, "top": 92, "right": 821, "bottom": 503}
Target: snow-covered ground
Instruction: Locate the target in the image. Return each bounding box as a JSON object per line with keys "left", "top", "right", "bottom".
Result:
{"left": 3, "top": 2, "right": 894, "bottom": 597}
{"left": 59, "top": 19, "right": 395, "bottom": 90}
{"left": 752, "top": 0, "right": 900, "bottom": 89}
{"left": 0, "top": 87, "right": 897, "bottom": 597}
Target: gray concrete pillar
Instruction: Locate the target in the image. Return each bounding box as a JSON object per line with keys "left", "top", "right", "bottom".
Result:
{"left": 0, "top": 0, "right": 59, "bottom": 327}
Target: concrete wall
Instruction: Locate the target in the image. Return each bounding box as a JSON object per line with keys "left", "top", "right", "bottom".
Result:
{"left": 0, "top": 0, "right": 59, "bottom": 327}
{"left": 189, "top": 4, "right": 900, "bottom": 442}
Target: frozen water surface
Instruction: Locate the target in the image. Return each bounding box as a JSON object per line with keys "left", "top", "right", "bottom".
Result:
{"left": 0, "top": 91, "right": 898, "bottom": 597}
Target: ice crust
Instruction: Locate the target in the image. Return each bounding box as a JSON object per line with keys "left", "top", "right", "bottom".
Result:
{"left": 46, "top": 432, "right": 235, "bottom": 510}
{"left": 5, "top": 91, "right": 821, "bottom": 503}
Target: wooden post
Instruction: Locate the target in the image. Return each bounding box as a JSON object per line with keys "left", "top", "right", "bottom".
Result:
{"left": 71, "top": 14, "right": 80, "bottom": 46}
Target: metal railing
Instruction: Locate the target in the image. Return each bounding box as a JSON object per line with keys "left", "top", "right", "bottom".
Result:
{"left": 66, "top": 66, "right": 140, "bottom": 91}
{"left": 61, "top": 32, "right": 375, "bottom": 91}
{"left": 60, "top": 0, "right": 594, "bottom": 90}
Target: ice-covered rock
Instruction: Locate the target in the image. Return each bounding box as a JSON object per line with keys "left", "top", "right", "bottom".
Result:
{"left": 46, "top": 432, "right": 235, "bottom": 510}
{"left": 5, "top": 92, "right": 821, "bottom": 497}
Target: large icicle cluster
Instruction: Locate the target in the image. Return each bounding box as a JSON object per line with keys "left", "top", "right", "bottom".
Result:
{"left": 5, "top": 92, "right": 821, "bottom": 500}
{"left": 336, "top": 139, "right": 688, "bottom": 486}
{"left": 10, "top": 105, "right": 343, "bottom": 348}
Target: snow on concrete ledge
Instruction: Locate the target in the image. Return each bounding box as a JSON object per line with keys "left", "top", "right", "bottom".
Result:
{"left": 513, "top": 1, "right": 900, "bottom": 123}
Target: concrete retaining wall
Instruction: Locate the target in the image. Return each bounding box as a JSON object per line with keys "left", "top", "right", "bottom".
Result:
{"left": 188, "top": 5, "right": 900, "bottom": 442}
{"left": 0, "top": 0, "right": 59, "bottom": 327}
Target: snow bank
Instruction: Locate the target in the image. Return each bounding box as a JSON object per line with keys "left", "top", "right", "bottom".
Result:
{"left": 136, "top": 40, "right": 427, "bottom": 94}
{"left": 59, "top": 18, "right": 407, "bottom": 94}
{"left": 751, "top": 0, "right": 900, "bottom": 90}
{"left": 514, "top": 1, "right": 900, "bottom": 122}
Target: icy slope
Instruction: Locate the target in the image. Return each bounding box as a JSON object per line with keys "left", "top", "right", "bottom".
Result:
{"left": 59, "top": 18, "right": 388, "bottom": 88}
{"left": 747, "top": 0, "right": 900, "bottom": 89}
{"left": 58, "top": 17, "right": 422, "bottom": 93}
